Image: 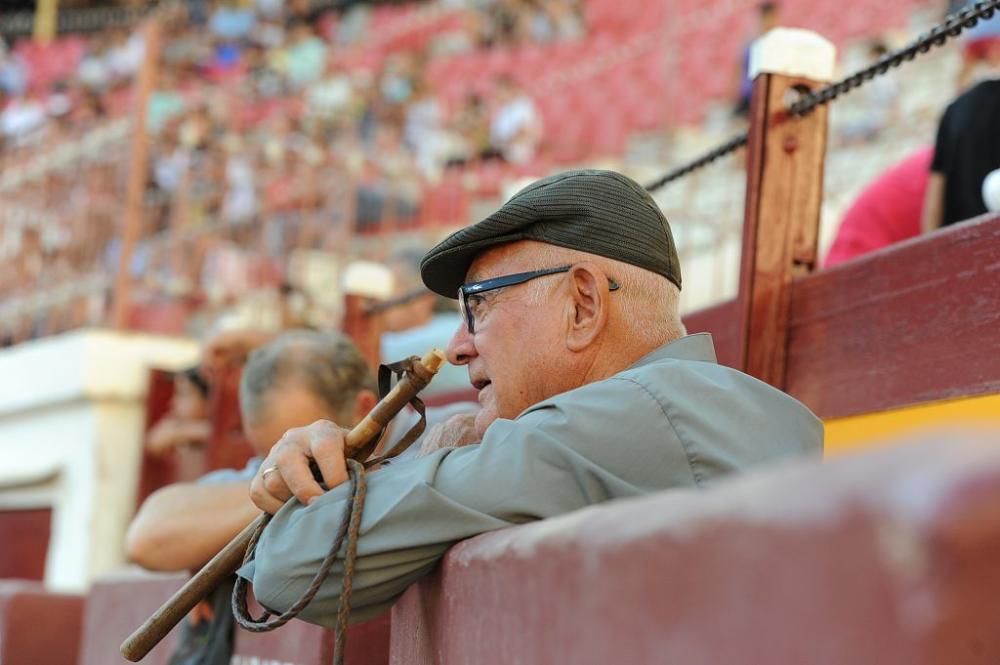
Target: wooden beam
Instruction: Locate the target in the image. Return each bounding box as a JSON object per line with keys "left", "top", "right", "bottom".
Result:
{"left": 737, "top": 29, "right": 835, "bottom": 389}
{"left": 686, "top": 213, "right": 1000, "bottom": 420}
{"left": 786, "top": 211, "right": 1000, "bottom": 419}
{"left": 112, "top": 18, "right": 161, "bottom": 330}
{"left": 33, "top": 0, "right": 59, "bottom": 43}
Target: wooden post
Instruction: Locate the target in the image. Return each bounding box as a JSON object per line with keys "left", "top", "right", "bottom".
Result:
{"left": 33, "top": 0, "right": 59, "bottom": 43}
{"left": 737, "top": 28, "right": 835, "bottom": 389}
{"left": 112, "top": 18, "right": 161, "bottom": 329}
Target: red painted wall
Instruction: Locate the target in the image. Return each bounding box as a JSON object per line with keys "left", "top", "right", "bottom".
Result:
{"left": 81, "top": 573, "right": 390, "bottom": 665}
{"left": 0, "top": 581, "right": 83, "bottom": 665}
{"left": 788, "top": 212, "right": 1000, "bottom": 418}
{"left": 0, "top": 508, "right": 51, "bottom": 581}
{"left": 390, "top": 432, "right": 1000, "bottom": 664}
{"left": 233, "top": 613, "right": 390, "bottom": 665}
{"left": 79, "top": 573, "right": 187, "bottom": 665}
{"left": 135, "top": 369, "right": 183, "bottom": 511}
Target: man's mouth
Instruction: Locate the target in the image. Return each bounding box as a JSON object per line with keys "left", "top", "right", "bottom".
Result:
{"left": 472, "top": 379, "right": 491, "bottom": 391}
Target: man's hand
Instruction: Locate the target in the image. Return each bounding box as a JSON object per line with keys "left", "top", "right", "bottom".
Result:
{"left": 250, "top": 420, "right": 350, "bottom": 514}
{"left": 419, "top": 413, "right": 480, "bottom": 456}
{"left": 201, "top": 329, "right": 275, "bottom": 378}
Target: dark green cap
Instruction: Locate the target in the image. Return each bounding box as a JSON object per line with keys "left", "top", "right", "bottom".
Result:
{"left": 420, "top": 169, "right": 682, "bottom": 297}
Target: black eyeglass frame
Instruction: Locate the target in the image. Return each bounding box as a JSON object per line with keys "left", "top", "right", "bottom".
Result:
{"left": 457, "top": 264, "right": 621, "bottom": 334}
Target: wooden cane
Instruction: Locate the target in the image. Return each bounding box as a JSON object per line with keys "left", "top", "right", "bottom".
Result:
{"left": 121, "top": 349, "right": 446, "bottom": 662}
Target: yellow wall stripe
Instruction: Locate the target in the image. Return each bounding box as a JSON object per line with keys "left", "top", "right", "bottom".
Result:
{"left": 824, "top": 393, "right": 1000, "bottom": 457}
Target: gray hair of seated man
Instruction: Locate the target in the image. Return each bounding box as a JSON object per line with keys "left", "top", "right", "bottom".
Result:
{"left": 239, "top": 329, "right": 377, "bottom": 426}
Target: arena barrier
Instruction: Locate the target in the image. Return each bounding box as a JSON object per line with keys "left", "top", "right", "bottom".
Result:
{"left": 390, "top": 431, "right": 1000, "bottom": 665}
{"left": 232, "top": 613, "right": 390, "bottom": 665}
{"left": 68, "top": 564, "right": 390, "bottom": 665}
{"left": 81, "top": 571, "right": 391, "bottom": 665}
{"left": 683, "top": 210, "right": 1000, "bottom": 427}
{"left": 80, "top": 572, "right": 187, "bottom": 665}
{"left": 0, "top": 580, "right": 83, "bottom": 665}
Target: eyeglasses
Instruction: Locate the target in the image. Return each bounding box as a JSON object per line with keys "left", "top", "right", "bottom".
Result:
{"left": 457, "top": 264, "right": 620, "bottom": 334}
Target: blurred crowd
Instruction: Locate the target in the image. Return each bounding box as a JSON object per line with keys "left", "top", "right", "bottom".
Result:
{"left": 0, "top": 0, "right": 583, "bottom": 345}
{"left": 2, "top": 0, "right": 982, "bottom": 347}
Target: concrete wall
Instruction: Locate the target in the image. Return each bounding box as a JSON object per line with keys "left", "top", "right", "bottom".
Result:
{"left": 0, "top": 329, "right": 199, "bottom": 592}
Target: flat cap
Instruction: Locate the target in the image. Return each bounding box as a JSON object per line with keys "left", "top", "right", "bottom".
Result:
{"left": 420, "top": 169, "right": 681, "bottom": 297}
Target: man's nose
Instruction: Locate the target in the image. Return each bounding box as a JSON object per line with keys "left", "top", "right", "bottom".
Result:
{"left": 445, "top": 322, "right": 476, "bottom": 366}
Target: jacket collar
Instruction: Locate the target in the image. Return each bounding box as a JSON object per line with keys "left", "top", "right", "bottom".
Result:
{"left": 627, "top": 333, "right": 718, "bottom": 369}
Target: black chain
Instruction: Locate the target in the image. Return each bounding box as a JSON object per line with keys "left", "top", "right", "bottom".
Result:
{"left": 645, "top": 0, "right": 1000, "bottom": 192}
{"left": 789, "top": 0, "right": 999, "bottom": 116}
{"left": 643, "top": 133, "right": 749, "bottom": 191}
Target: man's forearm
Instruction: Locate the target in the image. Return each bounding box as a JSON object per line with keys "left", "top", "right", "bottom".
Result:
{"left": 126, "top": 482, "right": 260, "bottom": 571}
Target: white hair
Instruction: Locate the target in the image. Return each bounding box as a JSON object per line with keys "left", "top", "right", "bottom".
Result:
{"left": 524, "top": 244, "right": 686, "bottom": 349}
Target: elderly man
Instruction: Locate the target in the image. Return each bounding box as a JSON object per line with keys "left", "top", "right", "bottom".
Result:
{"left": 127, "top": 330, "right": 469, "bottom": 664}
{"left": 242, "top": 169, "right": 823, "bottom": 625}
{"left": 127, "top": 331, "right": 381, "bottom": 572}
{"left": 126, "top": 331, "right": 381, "bottom": 665}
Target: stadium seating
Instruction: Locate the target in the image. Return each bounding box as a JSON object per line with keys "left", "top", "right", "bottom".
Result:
{"left": 14, "top": 37, "right": 86, "bottom": 93}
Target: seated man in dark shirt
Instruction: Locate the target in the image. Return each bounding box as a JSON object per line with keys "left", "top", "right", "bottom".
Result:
{"left": 922, "top": 37, "right": 1000, "bottom": 232}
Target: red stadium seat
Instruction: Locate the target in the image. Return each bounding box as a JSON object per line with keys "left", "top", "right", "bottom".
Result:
{"left": 421, "top": 175, "right": 470, "bottom": 227}
{"left": 125, "top": 300, "right": 191, "bottom": 335}
{"left": 16, "top": 37, "right": 85, "bottom": 93}
{"left": 589, "top": 117, "right": 628, "bottom": 156}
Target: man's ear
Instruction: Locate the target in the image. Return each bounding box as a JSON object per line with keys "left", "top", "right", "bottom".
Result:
{"left": 565, "top": 264, "right": 609, "bottom": 352}
{"left": 351, "top": 389, "right": 378, "bottom": 424}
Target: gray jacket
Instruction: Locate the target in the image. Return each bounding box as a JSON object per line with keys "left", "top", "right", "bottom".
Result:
{"left": 239, "top": 333, "right": 823, "bottom": 625}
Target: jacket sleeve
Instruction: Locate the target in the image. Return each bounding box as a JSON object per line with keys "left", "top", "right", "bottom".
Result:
{"left": 239, "top": 377, "right": 692, "bottom": 627}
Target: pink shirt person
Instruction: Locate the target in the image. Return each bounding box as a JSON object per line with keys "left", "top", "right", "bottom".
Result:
{"left": 824, "top": 147, "right": 933, "bottom": 268}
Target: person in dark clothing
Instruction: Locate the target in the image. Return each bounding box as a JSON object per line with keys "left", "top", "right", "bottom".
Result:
{"left": 923, "top": 38, "right": 1000, "bottom": 231}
